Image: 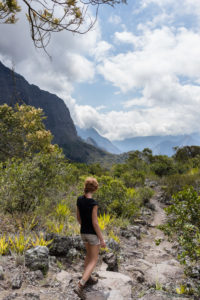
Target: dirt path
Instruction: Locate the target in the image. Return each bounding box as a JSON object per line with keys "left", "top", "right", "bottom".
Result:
{"left": 119, "top": 186, "right": 192, "bottom": 299}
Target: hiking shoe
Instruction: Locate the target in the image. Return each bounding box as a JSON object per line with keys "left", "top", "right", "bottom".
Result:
{"left": 86, "top": 275, "right": 98, "bottom": 286}
{"left": 74, "top": 282, "right": 86, "bottom": 300}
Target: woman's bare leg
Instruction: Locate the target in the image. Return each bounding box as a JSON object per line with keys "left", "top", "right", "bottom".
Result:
{"left": 82, "top": 244, "right": 99, "bottom": 283}
{"left": 84, "top": 243, "right": 90, "bottom": 269}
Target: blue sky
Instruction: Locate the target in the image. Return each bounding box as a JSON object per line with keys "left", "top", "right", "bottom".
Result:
{"left": 1, "top": 0, "right": 200, "bottom": 141}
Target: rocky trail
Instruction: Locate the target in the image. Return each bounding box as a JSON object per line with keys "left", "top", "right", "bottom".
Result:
{"left": 0, "top": 187, "right": 195, "bottom": 300}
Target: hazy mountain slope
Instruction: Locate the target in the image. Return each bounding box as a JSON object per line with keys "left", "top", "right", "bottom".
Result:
{"left": 113, "top": 134, "right": 200, "bottom": 156}
{"left": 76, "top": 126, "right": 121, "bottom": 154}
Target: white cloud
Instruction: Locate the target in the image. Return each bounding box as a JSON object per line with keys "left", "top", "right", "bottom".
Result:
{"left": 73, "top": 25, "right": 200, "bottom": 140}
{"left": 65, "top": 93, "right": 200, "bottom": 141}
{"left": 108, "top": 15, "right": 122, "bottom": 25}
{"left": 114, "top": 31, "right": 138, "bottom": 45}
{"left": 98, "top": 27, "right": 200, "bottom": 93}
{"left": 92, "top": 41, "right": 113, "bottom": 62}
{"left": 96, "top": 105, "right": 106, "bottom": 111}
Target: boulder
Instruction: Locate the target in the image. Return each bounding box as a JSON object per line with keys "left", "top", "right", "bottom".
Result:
{"left": 56, "top": 270, "right": 72, "bottom": 287}
{"left": 103, "top": 252, "right": 118, "bottom": 272}
{"left": 46, "top": 234, "right": 84, "bottom": 256}
{"left": 67, "top": 248, "right": 79, "bottom": 259}
{"left": 96, "top": 270, "right": 133, "bottom": 299}
{"left": 12, "top": 273, "right": 23, "bottom": 289}
{"left": 34, "top": 270, "right": 44, "bottom": 280}
{"left": 120, "top": 230, "right": 132, "bottom": 239}
{"left": 25, "top": 246, "right": 49, "bottom": 275}
{"left": 121, "top": 226, "right": 141, "bottom": 240}
{"left": 144, "top": 261, "right": 184, "bottom": 285}
{"left": 24, "top": 293, "right": 40, "bottom": 300}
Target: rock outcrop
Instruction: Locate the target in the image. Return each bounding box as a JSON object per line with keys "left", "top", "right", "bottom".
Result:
{"left": 25, "top": 246, "right": 49, "bottom": 274}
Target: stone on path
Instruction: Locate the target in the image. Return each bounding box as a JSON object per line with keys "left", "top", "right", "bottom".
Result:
{"left": 103, "top": 252, "right": 118, "bottom": 272}
{"left": 12, "top": 273, "right": 23, "bottom": 289}
{"left": 56, "top": 270, "right": 72, "bottom": 290}
{"left": 96, "top": 270, "right": 133, "bottom": 299}
{"left": 25, "top": 246, "right": 49, "bottom": 275}
{"left": 145, "top": 261, "right": 184, "bottom": 285}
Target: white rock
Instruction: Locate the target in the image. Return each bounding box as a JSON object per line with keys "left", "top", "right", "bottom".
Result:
{"left": 56, "top": 270, "right": 72, "bottom": 287}
{"left": 97, "top": 271, "right": 132, "bottom": 299}
{"left": 145, "top": 261, "right": 184, "bottom": 285}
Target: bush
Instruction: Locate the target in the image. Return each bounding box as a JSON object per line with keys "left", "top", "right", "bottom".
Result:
{"left": 121, "top": 170, "right": 145, "bottom": 188}
{"left": 151, "top": 155, "right": 177, "bottom": 177}
{"left": 0, "top": 153, "right": 78, "bottom": 213}
{"left": 162, "top": 173, "right": 200, "bottom": 201}
{"left": 161, "top": 186, "right": 200, "bottom": 265}
{"left": 95, "top": 176, "right": 127, "bottom": 216}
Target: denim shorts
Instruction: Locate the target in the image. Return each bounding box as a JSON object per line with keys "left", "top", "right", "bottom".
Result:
{"left": 81, "top": 234, "right": 100, "bottom": 246}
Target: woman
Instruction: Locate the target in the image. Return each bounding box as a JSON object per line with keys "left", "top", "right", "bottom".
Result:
{"left": 74, "top": 177, "right": 106, "bottom": 299}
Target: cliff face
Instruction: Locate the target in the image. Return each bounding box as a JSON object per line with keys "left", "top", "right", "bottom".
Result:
{"left": 0, "top": 61, "right": 107, "bottom": 163}
{"left": 0, "top": 61, "right": 77, "bottom": 145}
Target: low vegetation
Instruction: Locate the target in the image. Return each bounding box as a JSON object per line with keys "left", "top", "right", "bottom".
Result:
{"left": 1, "top": 104, "right": 200, "bottom": 296}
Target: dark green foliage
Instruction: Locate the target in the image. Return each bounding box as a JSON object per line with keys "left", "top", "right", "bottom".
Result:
{"left": 121, "top": 170, "right": 145, "bottom": 188}
{"left": 95, "top": 176, "right": 127, "bottom": 216}
{"left": 151, "top": 155, "right": 177, "bottom": 177}
{"left": 161, "top": 187, "right": 200, "bottom": 265}
{"left": 162, "top": 173, "right": 200, "bottom": 202}
{"left": 0, "top": 153, "right": 78, "bottom": 213}
{"left": 174, "top": 146, "right": 200, "bottom": 162}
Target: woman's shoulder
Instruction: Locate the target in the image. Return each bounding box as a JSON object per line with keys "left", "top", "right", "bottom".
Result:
{"left": 77, "top": 195, "right": 84, "bottom": 205}
{"left": 90, "top": 198, "right": 98, "bottom": 206}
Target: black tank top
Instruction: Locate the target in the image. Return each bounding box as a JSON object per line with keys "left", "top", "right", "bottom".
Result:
{"left": 77, "top": 195, "right": 98, "bottom": 235}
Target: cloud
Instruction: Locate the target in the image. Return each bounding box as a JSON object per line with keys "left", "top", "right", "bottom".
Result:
{"left": 65, "top": 92, "right": 200, "bottom": 141}
{"left": 108, "top": 15, "right": 122, "bottom": 25}
{"left": 114, "top": 31, "right": 138, "bottom": 45}
{"left": 72, "top": 24, "right": 200, "bottom": 140}
{"left": 98, "top": 27, "right": 200, "bottom": 93}
{"left": 0, "top": 7, "right": 99, "bottom": 96}
{"left": 91, "top": 41, "right": 113, "bottom": 62}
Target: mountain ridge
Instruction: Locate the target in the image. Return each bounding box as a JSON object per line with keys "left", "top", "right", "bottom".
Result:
{"left": 76, "top": 126, "right": 121, "bottom": 154}
{"left": 0, "top": 61, "right": 110, "bottom": 163}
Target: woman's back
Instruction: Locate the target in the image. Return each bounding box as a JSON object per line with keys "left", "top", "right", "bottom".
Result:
{"left": 77, "top": 195, "right": 98, "bottom": 235}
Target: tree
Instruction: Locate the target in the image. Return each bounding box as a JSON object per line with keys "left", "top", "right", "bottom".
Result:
{"left": 0, "top": 104, "right": 60, "bottom": 161}
{"left": 0, "top": 0, "right": 126, "bottom": 49}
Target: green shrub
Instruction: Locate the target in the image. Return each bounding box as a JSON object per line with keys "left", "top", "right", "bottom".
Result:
{"left": 0, "top": 153, "right": 77, "bottom": 213}
{"left": 161, "top": 186, "right": 200, "bottom": 265}
{"left": 95, "top": 176, "right": 127, "bottom": 216}
{"left": 162, "top": 173, "right": 200, "bottom": 201}
{"left": 151, "top": 155, "right": 177, "bottom": 177}
{"left": 121, "top": 170, "right": 145, "bottom": 188}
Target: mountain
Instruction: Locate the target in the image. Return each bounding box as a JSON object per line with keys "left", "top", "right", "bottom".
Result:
{"left": 113, "top": 134, "right": 200, "bottom": 156}
{"left": 76, "top": 127, "right": 121, "bottom": 154}
{"left": 0, "top": 61, "right": 110, "bottom": 163}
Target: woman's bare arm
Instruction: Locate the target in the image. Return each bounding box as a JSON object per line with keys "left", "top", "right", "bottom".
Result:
{"left": 92, "top": 206, "right": 106, "bottom": 248}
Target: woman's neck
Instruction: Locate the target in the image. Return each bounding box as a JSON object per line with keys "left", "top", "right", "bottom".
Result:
{"left": 84, "top": 192, "right": 93, "bottom": 198}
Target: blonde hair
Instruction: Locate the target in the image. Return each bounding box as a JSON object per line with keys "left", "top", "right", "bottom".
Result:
{"left": 84, "top": 177, "right": 98, "bottom": 193}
